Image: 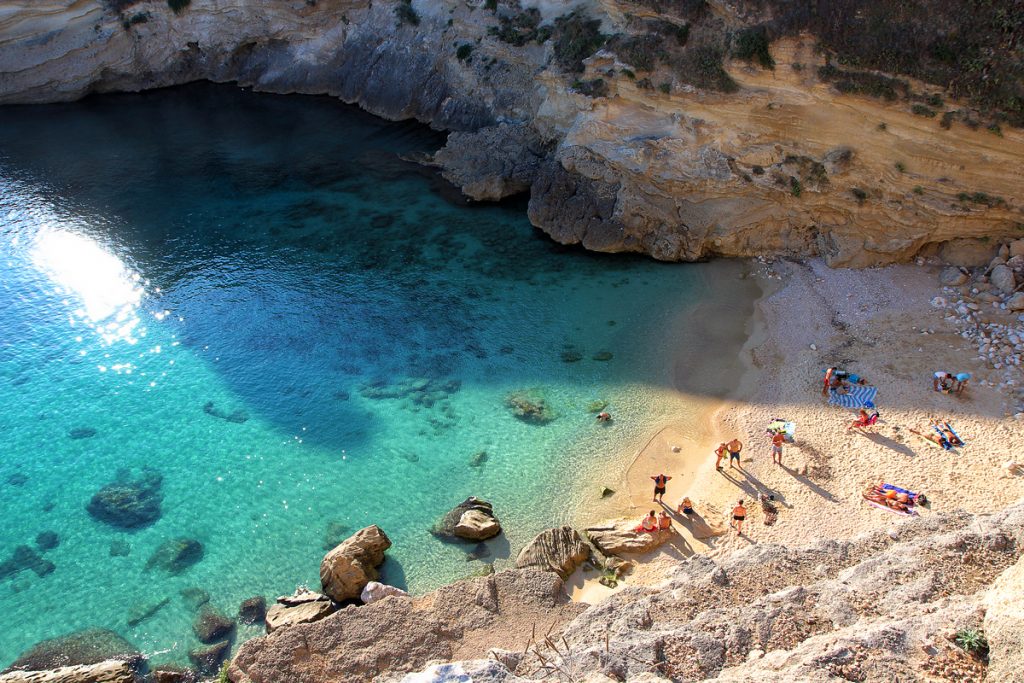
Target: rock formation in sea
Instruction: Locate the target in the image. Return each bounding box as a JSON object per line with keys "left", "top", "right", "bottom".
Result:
{"left": 434, "top": 497, "right": 503, "bottom": 541}
{"left": 85, "top": 470, "right": 163, "bottom": 530}
{"left": 319, "top": 525, "right": 391, "bottom": 602}
{"left": 1, "top": 1, "right": 1020, "bottom": 267}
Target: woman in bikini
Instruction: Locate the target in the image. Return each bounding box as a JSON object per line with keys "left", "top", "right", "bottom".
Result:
{"left": 731, "top": 499, "right": 747, "bottom": 535}
{"left": 677, "top": 497, "right": 695, "bottom": 516}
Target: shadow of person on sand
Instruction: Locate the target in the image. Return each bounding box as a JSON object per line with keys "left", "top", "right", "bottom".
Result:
{"left": 856, "top": 430, "right": 917, "bottom": 458}
{"left": 658, "top": 503, "right": 723, "bottom": 552}
{"left": 718, "top": 466, "right": 768, "bottom": 500}
{"left": 783, "top": 466, "right": 838, "bottom": 502}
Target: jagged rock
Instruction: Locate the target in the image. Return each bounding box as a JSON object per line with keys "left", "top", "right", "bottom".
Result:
{"left": 187, "top": 641, "right": 229, "bottom": 677}
{"left": 265, "top": 593, "right": 336, "bottom": 633}
{"left": 938, "top": 266, "right": 968, "bottom": 286}
{"left": 360, "top": 581, "right": 410, "bottom": 605}
{"left": 432, "top": 123, "right": 548, "bottom": 201}
{"left": 230, "top": 569, "right": 585, "bottom": 682}
{"left": 991, "top": 264, "right": 1016, "bottom": 293}
{"left": 515, "top": 526, "right": 591, "bottom": 580}
{"left": 454, "top": 509, "right": 502, "bottom": 541}
{"left": 35, "top": 532, "right": 59, "bottom": 552}
{"left": 1010, "top": 239, "right": 1024, "bottom": 259}
{"left": 585, "top": 522, "right": 673, "bottom": 555}
{"left": 238, "top": 596, "right": 267, "bottom": 625}
{"left": 86, "top": 471, "right": 162, "bottom": 530}
{"left": 0, "top": 660, "right": 135, "bottom": 682}
{"left": 145, "top": 538, "right": 203, "bottom": 574}
{"left": 192, "top": 608, "right": 234, "bottom": 644}
{"left": 7, "top": 629, "right": 141, "bottom": 671}
{"left": 319, "top": 525, "right": 391, "bottom": 602}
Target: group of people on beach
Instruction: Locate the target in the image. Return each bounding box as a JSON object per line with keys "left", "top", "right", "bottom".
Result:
{"left": 933, "top": 371, "right": 970, "bottom": 395}
{"left": 640, "top": 471, "right": 771, "bottom": 537}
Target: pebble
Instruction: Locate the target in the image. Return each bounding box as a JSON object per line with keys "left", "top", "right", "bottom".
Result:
{"left": 809, "top": 343, "right": 817, "bottom": 350}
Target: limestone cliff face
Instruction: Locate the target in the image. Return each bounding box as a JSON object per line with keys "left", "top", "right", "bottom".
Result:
{"left": 1, "top": 0, "right": 1022, "bottom": 267}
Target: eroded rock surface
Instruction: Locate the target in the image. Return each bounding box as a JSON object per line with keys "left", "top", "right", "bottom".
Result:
{"left": 319, "top": 525, "right": 391, "bottom": 602}
{"left": 515, "top": 526, "right": 590, "bottom": 580}
{"left": 0, "top": 660, "right": 135, "bottom": 683}
{"left": 585, "top": 521, "right": 673, "bottom": 555}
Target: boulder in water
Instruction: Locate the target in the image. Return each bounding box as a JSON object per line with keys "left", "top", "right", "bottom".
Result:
{"left": 152, "top": 664, "right": 200, "bottom": 683}
{"left": 188, "top": 640, "right": 230, "bottom": 676}
{"left": 193, "top": 608, "right": 235, "bottom": 644}
{"left": 515, "top": 526, "right": 591, "bottom": 580}
{"left": 202, "top": 400, "right": 249, "bottom": 424}
{"left": 7, "top": 628, "right": 141, "bottom": 671}
{"left": 591, "top": 351, "right": 614, "bottom": 361}
{"left": 86, "top": 470, "right": 163, "bottom": 530}
{"left": 468, "top": 450, "right": 489, "bottom": 468}
{"left": 505, "top": 389, "right": 556, "bottom": 424}
{"left": 109, "top": 540, "right": 131, "bottom": 557}
{"left": 238, "top": 596, "right": 267, "bottom": 625}
{"left": 36, "top": 531, "right": 60, "bottom": 551}
{"left": 433, "top": 497, "right": 502, "bottom": 541}
{"left": 7, "top": 472, "right": 28, "bottom": 486}
{"left": 68, "top": 427, "right": 97, "bottom": 439}
{"left": 145, "top": 538, "right": 204, "bottom": 574}
{"left": 320, "top": 525, "right": 392, "bottom": 602}
{"left": 0, "top": 545, "right": 55, "bottom": 580}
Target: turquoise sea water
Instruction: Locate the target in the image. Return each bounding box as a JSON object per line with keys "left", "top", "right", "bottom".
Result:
{"left": 0, "top": 84, "right": 741, "bottom": 667}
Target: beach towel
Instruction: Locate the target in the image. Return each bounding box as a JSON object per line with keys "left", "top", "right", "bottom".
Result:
{"left": 863, "top": 483, "right": 919, "bottom": 517}
{"left": 828, "top": 384, "right": 878, "bottom": 409}
{"left": 766, "top": 419, "right": 796, "bottom": 442}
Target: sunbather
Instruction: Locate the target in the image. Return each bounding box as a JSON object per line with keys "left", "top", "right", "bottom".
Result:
{"left": 848, "top": 409, "right": 880, "bottom": 431}
{"left": 635, "top": 510, "right": 657, "bottom": 533}
{"left": 909, "top": 427, "right": 952, "bottom": 450}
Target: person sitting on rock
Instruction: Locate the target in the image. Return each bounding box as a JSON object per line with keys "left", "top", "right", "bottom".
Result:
{"left": 635, "top": 510, "right": 657, "bottom": 533}
{"left": 658, "top": 511, "right": 673, "bottom": 531}
{"left": 677, "top": 497, "right": 695, "bottom": 516}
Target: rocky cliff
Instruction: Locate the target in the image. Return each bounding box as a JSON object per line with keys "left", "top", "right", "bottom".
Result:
{"left": 225, "top": 501, "right": 1024, "bottom": 682}
{"left": 1, "top": 0, "right": 1022, "bottom": 266}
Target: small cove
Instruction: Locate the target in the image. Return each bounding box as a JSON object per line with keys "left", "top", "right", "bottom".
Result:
{"left": 0, "top": 83, "right": 756, "bottom": 667}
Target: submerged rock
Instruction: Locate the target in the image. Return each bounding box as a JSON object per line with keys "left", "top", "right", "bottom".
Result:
{"left": 202, "top": 401, "right": 249, "bottom": 424}
{"left": 108, "top": 540, "right": 131, "bottom": 557}
{"left": 320, "top": 525, "right": 392, "bottom": 602}
{"left": 126, "top": 597, "right": 170, "bottom": 627}
{"left": 180, "top": 587, "right": 211, "bottom": 612}
{"left": 68, "top": 427, "right": 97, "bottom": 440}
{"left": 560, "top": 350, "right": 583, "bottom": 363}
{"left": 433, "top": 497, "right": 502, "bottom": 541}
{"left": 86, "top": 470, "right": 163, "bottom": 530}
{"left": 7, "top": 473, "right": 28, "bottom": 486}
{"left": 591, "top": 351, "right": 614, "bottom": 361}
{"left": 7, "top": 629, "right": 141, "bottom": 671}
{"left": 188, "top": 641, "right": 229, "bottom": 676}
{"left": 35, "top": 531, "right": 60, "bottom": 552}
{"left": 515, "top": 526, "right": 591, "bottom": 580}
{"left": 505, "top": 389, "right": 557, "bottom": 424}
{"left": 468, "top": 450, "right": 489, "bottom": 468}
{"left": 0, "top": 545, "right": 55, "bottom": 580}
{"left": 145, "top": 538, "right": 204, "bottom": 574}
{"left": 238, "top": 596, "right": 267, "bottom": 625}
{"left": 193, "top": 608, "right": 235, "bottom": 644}
{"left": 321, "top": 521, "right": 353, "bottom": 551}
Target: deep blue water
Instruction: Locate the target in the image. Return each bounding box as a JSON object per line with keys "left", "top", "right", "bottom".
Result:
{"left": 0, "top": 83, "right": 739, "bottom": 667}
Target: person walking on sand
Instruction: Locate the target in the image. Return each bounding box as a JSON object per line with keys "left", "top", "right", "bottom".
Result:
{"left": 727, "top": 438, "right": 743, "bottom": 468}
{"left": 714, "top": 443, "right": 727, "bottom": 471}
{"left": 770, "top": 430, "right": 784, "bottom": 466}
{"left": 731, "top": 499, "right": 747, "bottom": 535}
{"left": 651, "top": 473, "right": 671, "bottom": 503}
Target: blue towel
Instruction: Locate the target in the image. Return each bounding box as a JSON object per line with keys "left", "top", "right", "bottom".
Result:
{"left": 828, "top": 384, "right": 878, "bottom": 409}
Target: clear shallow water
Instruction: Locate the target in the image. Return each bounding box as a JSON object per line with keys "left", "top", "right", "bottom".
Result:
{"left": 0, "top": 84, "right": 741, "bottom": 667}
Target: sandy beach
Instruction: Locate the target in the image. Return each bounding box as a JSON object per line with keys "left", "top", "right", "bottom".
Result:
{"left": 573, "top": 257, "right": 1024, "bottom": 601}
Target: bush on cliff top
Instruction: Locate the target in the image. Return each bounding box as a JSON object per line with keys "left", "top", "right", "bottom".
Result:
{"left": 733, "top": 26, "right": 774, "bottom": 70}
{"left": 167, "top": 0, "right": 190, "bottom": 14}
{"left": 552, "top": 11, "right": 607, "bottom": 73}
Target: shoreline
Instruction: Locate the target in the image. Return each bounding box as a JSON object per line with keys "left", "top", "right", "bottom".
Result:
{"left": 573, "top": 255, "right": 1024, "bottom": 601}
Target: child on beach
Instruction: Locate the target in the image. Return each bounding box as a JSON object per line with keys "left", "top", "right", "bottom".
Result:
{"left": 770, "top": 430, "right": 785, "bottom": 465}
{"left": 714, "top": 443, "right": 727, "bottom": 471}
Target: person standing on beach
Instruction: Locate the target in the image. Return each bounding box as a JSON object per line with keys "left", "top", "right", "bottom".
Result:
{"left": 731, "top": 499, "right": 747, "bottom": 535}
{"left": 770, "top": 431, "right": 784, "bottom": 466}
{"left": 651, "top": 473, "right": 671, "bottom": 503}
{"left": 714, "top": 443, "right": 727, "bottom": 471}
{"left": 727, "top": 438, "right": 743, "bottom": 468}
